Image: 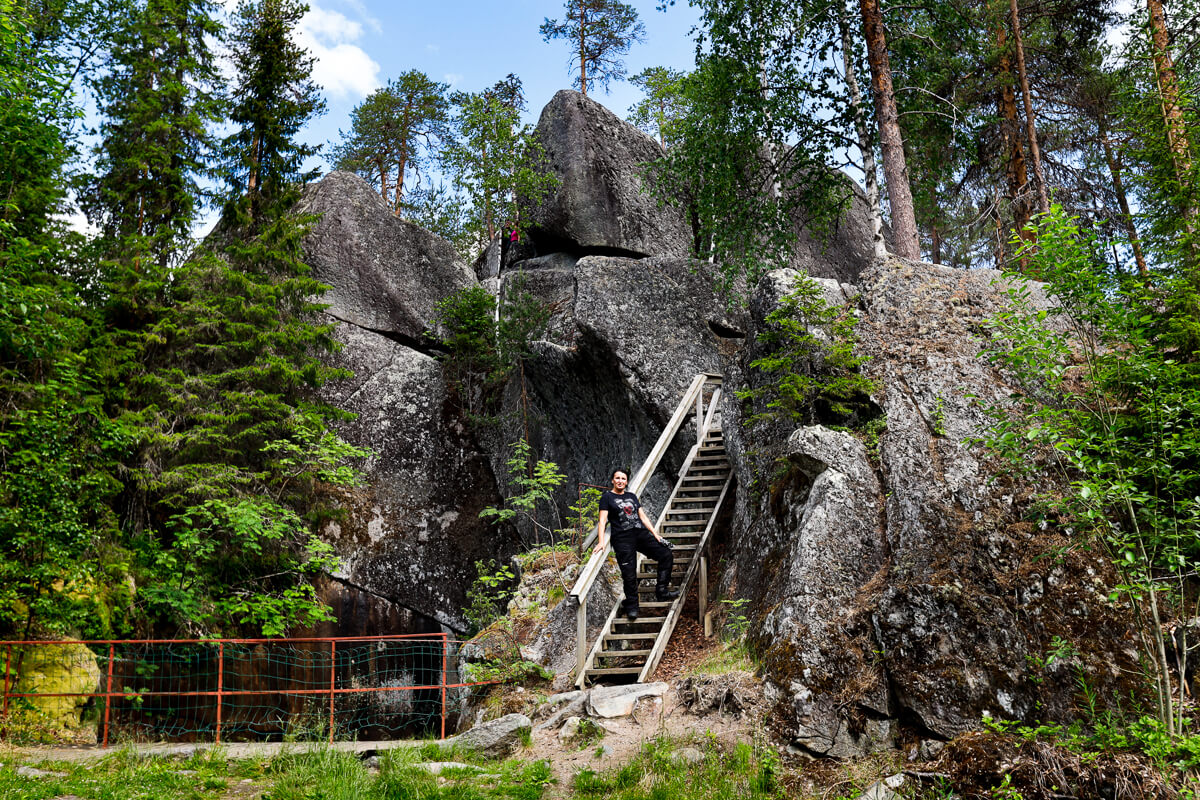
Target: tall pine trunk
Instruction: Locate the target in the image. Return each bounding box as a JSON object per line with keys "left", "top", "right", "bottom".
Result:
{"left": 579, "top": 4, "right": 589, "bottom": 96}
{"left": 859, "top": 0, "right": 920, "bottom": 260}
{"left": 1146, "top": 0, "right": 1192, "bottom": 181}
{"left": 1009, "top": 0, "right": 1049, "bottom": 216}
{"left": 995, "top": 21, "right": 1031, "bottom": 242}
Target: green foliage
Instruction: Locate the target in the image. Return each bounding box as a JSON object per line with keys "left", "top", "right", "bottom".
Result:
{"left": 222, "top": 0, "right": 326, "bottom": 227}
{"left": 720, "top": 597, "right": 750, "bottom": 641}
{"left": 432, "top": 277, "right": 550, "bottom": 419}
{"left": 540, "top": 0, "right": 645, "bottom": 96}
{"left": 331, "top": 71, "right": 451, "bottom": 213}
{"left": 464, "top": 559, "right": 517, "bottom": 634}
{"left": 643, "top": 3, "right": 857, "bottom": 292}
{"left": 480, "top": 439, "right": 566, "bottom": 543}
{"left": 442, "top": 75, "right": 558, "bottom": 255}
{"left": 79, "top": 0, "right": 223, "bottom": 269}
{"left": 977, "top": 204, "right": 1200, "bottom": 733}
{"left": 737, "top": 274, "right": 876, "bottom": 427}
{"left": 573, "top": 735, "right": 781, "bottom": 800}
{"left": 627, "top": 66, "right": 689, "bottom": 148}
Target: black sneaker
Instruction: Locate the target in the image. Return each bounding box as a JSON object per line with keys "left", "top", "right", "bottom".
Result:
{"left": 655, "top": 588, "right": 680, "bottom": 601}
{"left": 626, "top": 605, "right": 639, "bottom": 621}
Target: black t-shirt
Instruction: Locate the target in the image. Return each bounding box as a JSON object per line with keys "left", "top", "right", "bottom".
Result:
{"left": 600, "top": 490, "right": 643, "bottom": 532}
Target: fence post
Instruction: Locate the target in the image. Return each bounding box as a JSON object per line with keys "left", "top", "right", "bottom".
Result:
{"left": 440, "top": 633, "right": 448, "bottom": 740}
{"left": 102, "top": 644, "right": 115, "bottom": 748}
{"left": 328, "top": 640, "right": 336, "bottom": 744}
{"left": 215, "top": 642, "right": 224, "bottom": 745}
{"left": 2, "top": 644, "right": 10, "bottom": 723}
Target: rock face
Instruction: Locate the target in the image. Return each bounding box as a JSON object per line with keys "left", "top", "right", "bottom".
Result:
{"left": 296, "top": 170, "right": 476, "bottom": 343}
{"left": 299, "top": 171, "right": 519, "bottom": 632}
{"left": 493, "top": 254, "right": 747, "bottom": 517}
{"left": 722, "top": 257, "right": 1139, "bottom": 752}
{"left": 523, "top": 90, "right": 692, "bottom": 259}
{"left": 787, "top": 175, "right": 884, "bottom": 285}
{"left": 292, "top": 92, "right": 1141, "bottom": 757}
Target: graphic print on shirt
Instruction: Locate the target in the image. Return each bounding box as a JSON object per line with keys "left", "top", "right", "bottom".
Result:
{"left": 614, "top": 496, "right": 638, "bottom": 528}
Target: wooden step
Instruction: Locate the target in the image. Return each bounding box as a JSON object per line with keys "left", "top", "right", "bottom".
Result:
{"left": 598, "top": 648, "right": 652, "bottom": 657}
{"left": 612, "top": 616, "right": 667, "bottom": 625}
{"left": 604, "top": 632, "right": 659, "bottom": 641}
{"left": 663, "top": 520, "right": 706, "bottom": 527}
{"left": 584, "top": 667, "right": 643, "bottom": 676}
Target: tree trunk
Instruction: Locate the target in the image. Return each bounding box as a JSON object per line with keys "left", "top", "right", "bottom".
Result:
{"left": 1146, "top": 0, "right": 1192, "bottom": 179}
{"left": 578, "top": 4, "right": 588, "bottom": 96}
{"left": 859, "top": 0, "right": 920, "bottom": 260}
{"left": 1009, "top": 0, "right": 1049, "bottom": 216}
{"left": 395, "top": 144, "right": 408, "bottom": 215}
{"left": 995, "top": 21, "right": 1030, "bottom": 240}
{"left": 840, "top": 8, "right": 887, "bottom": 263}
{"left": 1098, "top": 115, "right": 1148, "bottom": 276}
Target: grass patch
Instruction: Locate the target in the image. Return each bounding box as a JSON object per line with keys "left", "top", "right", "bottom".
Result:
{"left": 0, "top": 746, "right": 237, "bottom": 800}
{"left": 572, "top": 735, "right": 780, "bottom": 800}
{"left": 688, "top": 641, "right": 755, "bottom": 676}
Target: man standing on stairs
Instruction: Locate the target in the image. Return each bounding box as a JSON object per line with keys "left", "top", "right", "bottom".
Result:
{"left": 596, "top": 469, "right": 679, "bottom": 622}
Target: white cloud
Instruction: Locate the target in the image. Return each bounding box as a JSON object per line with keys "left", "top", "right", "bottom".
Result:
{"left": 425, "top": 43, "right": 440, "bottom": 54}
{"left": 443, "top": 72, "right": 464, "bottom": 88}
{"left": 296, "top": 3, "right": 380, "bottom": 100}
{"left": 302, "top": 5, "right": 363, "bottom": 43}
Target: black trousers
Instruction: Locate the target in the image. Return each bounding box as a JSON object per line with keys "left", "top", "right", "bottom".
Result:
{"left": 612, "top": 526, "right": 674, "bottom": 611}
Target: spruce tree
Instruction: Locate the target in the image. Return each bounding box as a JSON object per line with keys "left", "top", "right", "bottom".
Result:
{"left": 81, "top": 0, "right": 223, "bottom": 271}
{"left": 222, "top": 0, "right": 324, "bottom": 228}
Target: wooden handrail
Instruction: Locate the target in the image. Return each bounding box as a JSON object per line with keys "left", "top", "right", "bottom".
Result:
{"left": 570, "top": 373, "right": 723, "bottom": 676}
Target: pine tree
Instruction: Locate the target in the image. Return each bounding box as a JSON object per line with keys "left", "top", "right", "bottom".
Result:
{"left": 627, "top": 66, "right": 689, "bottom": 148}
{"left": 331, "top": 71, "right": 450, "bottom": 214}
{"left": 443, "top": 75, "right": 558, "bottom": 253}
{"left": 540, "top": 0, "right": 646, "bottom": 96}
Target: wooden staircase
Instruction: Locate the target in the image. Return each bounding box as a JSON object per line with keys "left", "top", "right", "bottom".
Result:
{"left": 577, "top": 423, "right": 732, "bottom": 686}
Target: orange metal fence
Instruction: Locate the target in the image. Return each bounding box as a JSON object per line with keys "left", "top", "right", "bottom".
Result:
{"left": 1, "top": 633, "right": 495, "bottom": 746}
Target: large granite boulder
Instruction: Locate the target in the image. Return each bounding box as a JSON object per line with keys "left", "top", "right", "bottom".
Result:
{"left": 788, "top": 174, "right": 884, "bottom": 285}
{"left": 722, "top": 256, "right": 1140, "bottom": 752}
{"left": 523, "top": 90, "right": 692, "bottom": 259}
{"left": 298, "top": 172, "right": 518, "bottom": 632}
{"left": 295, "top": 170, "right": 476, "bottom": 343}
{"left": 489, "top": 255, "right": 748, "bottom": 516}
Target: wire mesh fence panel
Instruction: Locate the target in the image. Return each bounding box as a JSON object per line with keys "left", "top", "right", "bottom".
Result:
{"left": 1, "top": 636, "right": 495, "bottom": 746}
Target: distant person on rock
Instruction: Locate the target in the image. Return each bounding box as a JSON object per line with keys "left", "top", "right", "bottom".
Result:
{"left": 595, "top": 468, "right": 678, "bottom": 621}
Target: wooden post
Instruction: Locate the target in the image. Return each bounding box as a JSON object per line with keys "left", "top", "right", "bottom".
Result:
{"left": 440, "top": 633, "right": 448, "bottom": 740}
{"left": 328, "top": 640, "right": 336, "bottom": 744}
{"left": 576, "top": 597, "right": 587, "bottom": 679}
{"left": 2, "top": 645, "right": 10, "bottom": 724}
{"left": 215, "top": 642, "right": 224, "bottom": 745}
{"left": 699, "top": 554, "right": 708, "bottom": 624}
{"left": 102, "top": 644, "right": 115, "bottom": 748}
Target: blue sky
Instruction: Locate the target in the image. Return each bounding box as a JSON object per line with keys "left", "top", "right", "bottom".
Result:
{"left": 294, "top": 0, "right": 703, "bottom": 167}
